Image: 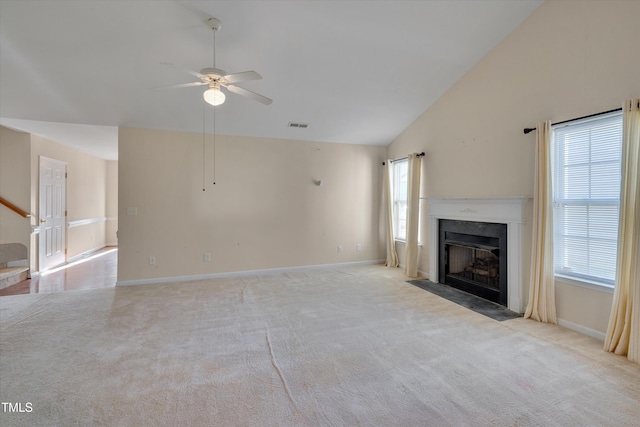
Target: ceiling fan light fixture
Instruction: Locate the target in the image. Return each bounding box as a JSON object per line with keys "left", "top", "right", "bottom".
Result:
{"left": 161, "top": 17, "right": 271, "bottom": 106}
{"left": 203, "top": 84, "right": 225, "bottom": 106}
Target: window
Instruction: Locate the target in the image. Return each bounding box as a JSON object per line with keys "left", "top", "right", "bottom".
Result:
{"left": 552, "top": 112, "right": 623, "bottom": 286}
{"left": 392, "top": 159, "right": 408, "bottom": 241}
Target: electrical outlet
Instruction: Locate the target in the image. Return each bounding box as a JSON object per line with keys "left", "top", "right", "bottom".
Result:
{"left": 204, "top": 253, "right": 212, "bottom": 262}
{"left": 356, "top": 243, "right": 362, "bottom": 252}
{"left": 337, "top": 245, "right": 343, "bottom": 253}
{"left": 149, "top": 256, "right": 156, "bottom": 265}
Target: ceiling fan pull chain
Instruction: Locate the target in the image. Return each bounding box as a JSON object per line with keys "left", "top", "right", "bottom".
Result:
{"left": 213, "top": 96, "right": 216, "bottom": 185}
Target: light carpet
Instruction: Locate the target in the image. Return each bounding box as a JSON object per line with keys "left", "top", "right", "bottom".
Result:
{"left": 1, "top": 265, "right": 639, "bottom": 426}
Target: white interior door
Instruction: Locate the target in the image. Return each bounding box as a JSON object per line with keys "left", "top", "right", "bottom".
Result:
{"left": 39, "top": 156, "right": 67, "bottom": 272}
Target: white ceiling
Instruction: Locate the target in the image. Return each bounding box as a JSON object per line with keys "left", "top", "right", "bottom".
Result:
{"left": 0, "top": 0, "right": 542, "bottom": 161}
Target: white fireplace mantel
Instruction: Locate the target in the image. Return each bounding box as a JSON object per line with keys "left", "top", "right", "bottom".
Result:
{"left": 427, "top": 197, "right": 530, "bottom": 313}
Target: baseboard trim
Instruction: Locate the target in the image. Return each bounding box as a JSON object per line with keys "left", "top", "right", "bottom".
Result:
{"left": 557, "top": 318, "right": 606, "bottom": 342}
{"left": 116, "top": 259, "right": 385, "bottom": 287}
{"left": 67, "top": 245, "right": 108, "bottom": 263}
{"left": 33, "top": 246, "right": 108, "bottom": 275}
{"left": 416, "top": 269, "right": 429, "bottom": 279}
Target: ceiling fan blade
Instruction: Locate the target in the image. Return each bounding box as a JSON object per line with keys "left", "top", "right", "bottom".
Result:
{"left": 160, "top": 62, "right": 206, "bottom": 80}
{"left": 154, "top": 81, "right": 208, "bottom": 90}
{"left": 226, "top": 85, "right": 273, "bottom": 105}
{"left": 224, "top": 70, "right": 262, "bottom": 83}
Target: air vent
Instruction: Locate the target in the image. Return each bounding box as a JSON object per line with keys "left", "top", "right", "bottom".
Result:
{"left": 288, "top": 122, "right": 309, "bottom": 128}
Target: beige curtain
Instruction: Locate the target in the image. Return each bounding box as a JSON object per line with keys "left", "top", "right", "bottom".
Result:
{"left": 404, "top": 153, "right": 421, "bottom": 277}
{"left": 604, "top": 99, "right": 640, "bottom": 363}
{"left": 525, "top": 121, "right": 557, "bottom": 324}
{"left": 384, "top": 161, "right": 399, "bottom": 268}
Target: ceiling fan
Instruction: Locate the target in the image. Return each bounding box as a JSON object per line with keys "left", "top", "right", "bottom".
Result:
{"left": 161, "top": 17, "right": 272, "bottom": 106}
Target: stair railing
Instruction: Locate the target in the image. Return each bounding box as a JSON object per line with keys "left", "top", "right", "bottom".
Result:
{"left": 0, "top": 197, "right": 31, "bottom": 218}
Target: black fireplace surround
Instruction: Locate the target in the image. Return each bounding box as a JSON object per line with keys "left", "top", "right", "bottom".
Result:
{"left": 438, "top": 219, "right": 508, "bottom": 306}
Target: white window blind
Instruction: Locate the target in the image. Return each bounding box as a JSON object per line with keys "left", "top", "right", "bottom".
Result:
{"left": 552, "top": 112, "right": 622, "bottom": 285}
{"left": 392, "top": 159, "right": 408, "bottom": 241}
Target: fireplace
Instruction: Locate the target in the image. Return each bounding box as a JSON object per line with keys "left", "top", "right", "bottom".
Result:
{"left": 428, "top": 197, "right": 530, "bottom": 313}
{"left": 439, "top": 219, "right": 507, "bottom": 306}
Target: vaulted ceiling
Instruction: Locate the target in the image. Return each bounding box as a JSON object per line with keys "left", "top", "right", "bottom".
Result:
{"left": 0, "top": 0, "right": 542, "bottom": 160}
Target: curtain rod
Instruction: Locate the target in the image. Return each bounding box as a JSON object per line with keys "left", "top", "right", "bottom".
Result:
{"left": 382, "top": 152, "right": 424, "bottom": 165}
{"left": 523, "top": 106, "right": 631, "bottom": 134}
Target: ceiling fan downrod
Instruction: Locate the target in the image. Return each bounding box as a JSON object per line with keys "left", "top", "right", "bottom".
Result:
{"left": 207, "top": 17, "right": 221, "bottom": 69}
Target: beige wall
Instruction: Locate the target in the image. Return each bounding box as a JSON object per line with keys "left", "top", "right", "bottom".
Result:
{"left": 0, "top": 126, "right": 32, "bottom": 250}
{"left": 387, "top": 0, "right": 640, "bottom": 336}
{"left": 31, "top": 135, "right": 109, "bottom": 265}
{"left": 106, "top": 160, "right": 118, "bottom": 246}
{"left": 118, "top": 127, "right": 385, "bottom": 282}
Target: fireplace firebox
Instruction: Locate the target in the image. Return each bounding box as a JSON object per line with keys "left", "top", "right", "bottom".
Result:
{"left": 439, "top": 219, "right": 507, "bottom": 306}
